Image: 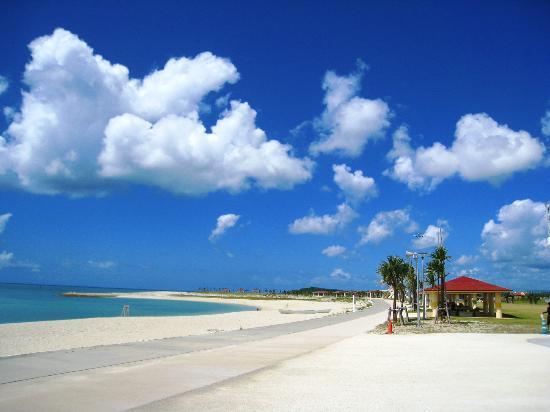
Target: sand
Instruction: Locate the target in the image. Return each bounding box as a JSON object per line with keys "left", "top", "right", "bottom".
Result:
{"left": 0, "top": 292, "right": 355, "bottom": 357}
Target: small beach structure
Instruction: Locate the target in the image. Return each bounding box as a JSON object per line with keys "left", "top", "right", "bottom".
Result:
{"left": 312, "top": 290, "right": 330, "bottom": 297}
{"left": 332, "top": 290, "right": 352, "bottom": 298}
{"left": 425, "top": 276, "right": 511, "bottom": 319}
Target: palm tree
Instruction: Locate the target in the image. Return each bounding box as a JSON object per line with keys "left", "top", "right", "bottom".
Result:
{"left": 430, "top": 246, "right": 451, "bottom": 319}
{"left": 404, "top": 261, "right": 417, "bottom": 309}
{"left": 425, "top": 259, "right": 438, "bottom": 288}
{"left": 377, "top": 256, "right": 408, "bottom": 322}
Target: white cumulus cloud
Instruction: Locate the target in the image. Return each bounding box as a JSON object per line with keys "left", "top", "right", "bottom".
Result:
{"left": 0, "top": 29, "right": 313, "bottom": 196}
{"left": 0, "top": 213, "right": 12, "bottom": 234}
{"left": 457, "top": 268, "right": 481, "bottom": 276}
{"left": 330, "top": 268, "right": 351, "bottom": 281}
{"left": 215, "top": 93, "right": 230, "bottom": 109}
{"left": 481, "top": 199, "right": 550, "bottom": 269}
{"left": 385, "top": 115, "right": 546, "bottom": 191}
{"left": 0, "top": 214, "right": 39, "bottom": 272}
{"left": 0, "top": 251, "right": 39, "bottom": 272}
{"left": 209, "top": 213, "right": 241, "bottom": 242}
{"left": 88, "top": 260, "right": 117, "bottom": 269}
{"left": 289, "top": 203, "right": 357, "bottom": 235}
{"left": 455, "top": 254, "right": 478, "bottom": 266}
{"left": 3, "top": 107, "right": 16, "bottom": 121}
{"left": 333, "top": 163, "right": 377, "bottom": 204}
{"left": 412, "top": 221, "right": 449, "bottom": 249}
{"left": 309, "top": 63, "right": 390, "bottom": 157}
{"left": 358, "top": 209, "right": 417, "bottom": 245}
{"left": 99, "top": 101, "right": 313, "bottom": 195}
{"left": 0, "top": 75, "right": 8, "bottom": 95}
{"left": 322, "top": 245, "right": 346, "bottom": 257}
{"left": 542, "top": 110, "right": 550, "bottom": 137}
{"left": 0, "top": 251, "right": 13, "bottom": 268}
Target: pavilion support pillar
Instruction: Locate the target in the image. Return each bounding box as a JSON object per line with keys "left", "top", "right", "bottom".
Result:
{"left": 495, "top": 293, "right": 502, "bottom": 318}
{"left": 489, "top": 293, "right": 495, "bottom": 316}
{"left": 429, "top": 291, "right": 438, "bottom": 318}
{"left": 482, "top": 293, "right": 489, "bottom": 315}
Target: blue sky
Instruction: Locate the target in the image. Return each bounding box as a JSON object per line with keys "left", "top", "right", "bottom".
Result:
{"left": 1, "top": 0, "right": 549, "bottom": 290}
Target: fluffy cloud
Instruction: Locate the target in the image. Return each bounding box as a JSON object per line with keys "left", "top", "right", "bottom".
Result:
{"left": 99, "top": 101, "right": 313, "bottom": 194}
{"left": 385, "top": 115, "right": 546, "bottom": 191}
{"left": 0, "top": 75, "right": 8, "bottom": 95}
{"left": 457, "top": 267, "right": 481, "bottom": 276}
{"left": 330, "top": 268, "right": 351, "bottom": 281}
{"left": 0, "top": 214, "right": 39, "bottom": 272}
{"left": 322, "top": 245, "right": 346, "bottom": 257}
{"left": 309, "top": 63, "right": 390, "bottom": 157}
{"left": 542, "top": 110, "right": 550, "bottom": 137}
{"left": 455, "top": 254, "right": 478, "bottom": 266}
{"left": 0, "top": 251, "right": 39, "bottom": 272}
{"left": 412, "top": 221, "right": 449, "bottom": 249}
{"left": 88, "top": 260, "right": 117, "bottom": 269}
{"left": 209, "top": 213, "right": 240, "bottom": 242}
{"left": 358, "top": 209, "right": 417, "bottom": 244}
{"left": 0, "top": 29, "right": 313, "bottom": 196}
{"left": 0, "top": 251, "right": 13, "bottom": 268}
{"left": 215, "top": 94, "right": 230, "bottom": 109}
{"left": 0, "top": 213, "right": 12, "bottom": 234}
{"left": 481, "top": 199, "right": 550, "bottom": 269}
{"left": 289, "top": 203, "right": 357, "bottom": 235}
{"left": 3, "top": 107, "right": 15, "bottom": 121}
{"left": 333, "top": 164, "right": 376, "bottom": 204}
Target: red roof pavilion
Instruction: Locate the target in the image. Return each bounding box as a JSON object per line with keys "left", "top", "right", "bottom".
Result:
{"left": 424, "top": 276, "right": 510, "bottom": 293}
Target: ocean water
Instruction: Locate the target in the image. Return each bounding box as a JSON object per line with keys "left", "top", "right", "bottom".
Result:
{"left": 0, "top": 283, "right": 253, "bottom": 324}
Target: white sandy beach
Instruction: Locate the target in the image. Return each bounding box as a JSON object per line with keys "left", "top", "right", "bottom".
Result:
{"left": 0, "top": 292, "right": 354, "bottom": 357}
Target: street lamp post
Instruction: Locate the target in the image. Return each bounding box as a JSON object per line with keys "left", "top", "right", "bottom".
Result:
{"left": 421, "top": 254, "right": 426, "bottom": 319}
{"left": 406, "top": 250, "right": 428, "bottom": 327}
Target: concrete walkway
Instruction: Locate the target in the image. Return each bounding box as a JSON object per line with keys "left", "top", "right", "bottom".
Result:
{"left": 141, "top": 333, "right": 550, "bottom": 412}
{"left": 0, "top": 300, "right": 388, "bottom": 411}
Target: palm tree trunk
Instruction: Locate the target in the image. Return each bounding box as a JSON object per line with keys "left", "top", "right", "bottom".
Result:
{"left": 438, "top": 273, "right": 446, "bottom": 320}
{"left": 392, "top": 289, "right": 397, "bottom": 322}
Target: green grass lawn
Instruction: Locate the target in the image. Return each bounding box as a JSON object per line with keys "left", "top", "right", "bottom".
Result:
{"left": 455, "top": 302, "right": 546, "bottom": 332}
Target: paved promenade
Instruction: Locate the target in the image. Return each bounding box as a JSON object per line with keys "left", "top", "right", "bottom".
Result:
{"left": 0, "top": 300, "right": 388, "bottom": 411}
{"left": 151, "top": 333, "right": 549, "bottom": 411}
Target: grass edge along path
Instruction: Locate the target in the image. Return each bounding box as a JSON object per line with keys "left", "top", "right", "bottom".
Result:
{"left": 371, "top": 302, "right": 546, "bottom": 334}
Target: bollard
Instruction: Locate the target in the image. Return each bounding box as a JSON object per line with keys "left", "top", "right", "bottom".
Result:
{"left": 386, "top": 320, "right": 393, "bottom": 334}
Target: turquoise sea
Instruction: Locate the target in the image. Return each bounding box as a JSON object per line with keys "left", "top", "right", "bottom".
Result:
{"left": 0, "top": 283, "right": 252, "bottom": 324}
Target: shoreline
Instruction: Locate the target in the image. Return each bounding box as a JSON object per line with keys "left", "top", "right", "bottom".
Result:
{"left": 0, "top": 291, "right": 360, "bottom": 358}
